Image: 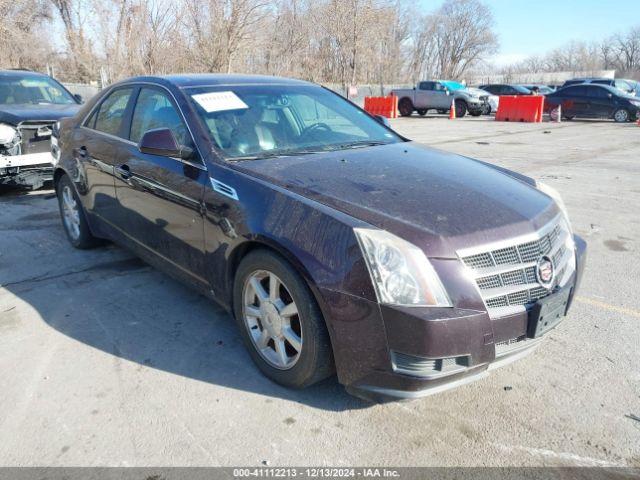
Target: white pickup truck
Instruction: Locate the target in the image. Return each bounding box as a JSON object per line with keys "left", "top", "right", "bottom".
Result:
{"left": 392, "top": 80, "right": 489, "bottom": 118}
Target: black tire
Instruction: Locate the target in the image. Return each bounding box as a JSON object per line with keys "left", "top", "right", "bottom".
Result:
{"left": 613, "top": 108, "right": 630, "bottom": 123}
{"left": 233, "top": 249, "right": 334, "bottom": 389}
{"left": 417, "top": 109, "right": 428, "bottom": 116}
{"left": 455, "top": 99, "right": 467, "bottom": 118}
{"left": 56, "top": 174, "right": 101, "bottom": 249}
{"left": 563, "top": 115, "right": 575, "bottom": 121}
{"left": 469, "top": 110, "right": 482, "bottom": 117}
{"left": 398, "top": 98, "right": 414, "bottom": 117}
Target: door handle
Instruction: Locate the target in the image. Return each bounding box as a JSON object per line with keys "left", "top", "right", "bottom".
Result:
{"left": 115, "top": 164, "right": 132, "bottom": 180}
{"left": 76, "top": 146, "right": 88, "bottom": 159}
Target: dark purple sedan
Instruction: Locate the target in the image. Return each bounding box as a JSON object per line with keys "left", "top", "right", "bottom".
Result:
{"left": 52, "top": 74, "right": 586, "bottom": 400}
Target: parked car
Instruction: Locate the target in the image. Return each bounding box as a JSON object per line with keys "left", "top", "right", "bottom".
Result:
{"left": 561, "top": 77, "right": 636, "bottom": 95}
{"left": 545, "top": 83, "right": 640, "bottom": 122}
{"left": 391, "top": 80, "right": 489, "bottom": 118}
{"left": 0, "top": 69, "right": 82, "bottom": 190}
{"left": 466, "top": 87, "right": 498, "bottom": 114}
{"left": 53, "top": 74, "right": 586, "bottom": 401}
{"left": 478, "top": 84, "right": 532, "bottom": 96}
{"left": 520, "top": 84, "right": 554, "bottom": 95}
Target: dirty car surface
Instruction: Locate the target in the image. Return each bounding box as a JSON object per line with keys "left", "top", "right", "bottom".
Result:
{"left": 52, "top": 74, "right": 586, "bottom": 400}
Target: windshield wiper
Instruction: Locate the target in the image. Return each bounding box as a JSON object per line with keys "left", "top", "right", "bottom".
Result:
{"left": 229, "top": 148, "right": 327, "bottom": 161}
{"left": 329, "top": 140, "right": 391, "bottom": 150}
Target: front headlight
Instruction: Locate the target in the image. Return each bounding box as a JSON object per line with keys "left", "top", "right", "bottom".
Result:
{"left": 536, "top": 181, "right": 570, "bottom": 222}
{"left": 354, "top": 228, "right": 452, "bottom": 307}
{"left": 0, "top": 123, "right": 19, "bottom": 145}
{"left": 630, "top": 100, "right": 640, "bottom": 107}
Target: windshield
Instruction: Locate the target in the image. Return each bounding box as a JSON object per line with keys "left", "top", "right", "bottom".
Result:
{"left": 187, "top": 84, "right": 402, "bottom": 160}
{"left": 0, "top": 75, "right": 76, "bottom": 105}
{"left": 440, "top": 81, "right": 465, "bottom": 91}
{"left": 513, "top": 85, "right": 532, "bottom": 94}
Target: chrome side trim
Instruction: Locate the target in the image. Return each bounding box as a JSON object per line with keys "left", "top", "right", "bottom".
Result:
{"left": 210, "top": 177, "right": 239, "bottom": 201}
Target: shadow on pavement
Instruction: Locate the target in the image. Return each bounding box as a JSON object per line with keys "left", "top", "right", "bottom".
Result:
{"left": 1, "top": 193, "right": 369, "bottom": 413}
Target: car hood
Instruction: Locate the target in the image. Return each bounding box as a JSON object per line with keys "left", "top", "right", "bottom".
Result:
{"left": 232, "top": 142, "right": 558, "bottom": 258}
{"left": 0, "top": 103, "right": 81, "bottom": 125}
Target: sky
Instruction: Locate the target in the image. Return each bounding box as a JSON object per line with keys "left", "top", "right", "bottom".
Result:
{"left": 422, "top": 0, "right": 640, "bottom": 66}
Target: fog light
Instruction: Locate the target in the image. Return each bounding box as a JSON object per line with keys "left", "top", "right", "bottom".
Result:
{"left": 391, "top": 351, "right": 470, "bottom": 379}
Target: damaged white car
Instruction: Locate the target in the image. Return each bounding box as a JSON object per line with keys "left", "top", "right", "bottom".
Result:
{"left": 0, "top": 70, "right": 82, "bottom": 190}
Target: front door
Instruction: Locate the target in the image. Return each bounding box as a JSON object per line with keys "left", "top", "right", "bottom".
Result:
{"left": 115, "top": 86, "right": 209, "bottom": 284}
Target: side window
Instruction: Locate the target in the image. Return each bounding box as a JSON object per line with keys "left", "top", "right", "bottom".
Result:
{"left": 92, "top": 88, "right": 133, "bottom": 137}
{"left": 129, "top": 88, "right": 192, "bottom": 147}
{"left": 418, "top": 82, "right": 434, "bottom": 91}
{"left": 563, "top": 86, "right": 582, "bottom": 96}
{"left": 586, "top": 87, "right": 607, "bottom": 98}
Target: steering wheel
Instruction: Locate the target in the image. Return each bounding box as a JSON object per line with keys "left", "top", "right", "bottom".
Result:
{"left": 301, "top": 122, "right": 332, "bottom": 137}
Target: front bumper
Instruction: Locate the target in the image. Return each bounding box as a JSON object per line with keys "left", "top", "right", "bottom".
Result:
{"left": 0, "top": 152, "right": 53, "bottom": 189}
{"left": 322, "top": 235, "right": 587, "bottom": 402}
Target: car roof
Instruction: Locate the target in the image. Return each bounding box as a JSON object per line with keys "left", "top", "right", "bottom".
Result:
{"left": 122, "top": 74, "right": 315, "bottom": 89}
{"left": 0, "top": 69, "right": 52, "bottom": 79}
{"left": 560, "top": 83, "right": 619, "bottom": 93}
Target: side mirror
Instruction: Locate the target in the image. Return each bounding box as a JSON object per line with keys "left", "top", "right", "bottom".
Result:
{"left": 413, "top": 86, "right": 416, "bottom": 90}
{"left": 73, "top": 93, "right": 83, "bottom": 103}
{"left": 139, "top": 128, "right": 193, "bottom": 159}
{"left": 374, "top": 115, "right": 391, "bottom": 128}
{"left": 445, "top": 89, "right": 451, "bottom": 96}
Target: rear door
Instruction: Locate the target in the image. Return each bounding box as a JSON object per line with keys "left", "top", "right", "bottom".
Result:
{"left": 74, "top": 86, "right": 135, "bottom": 225}
{"left": 115, "top": 85, "right": 209, "bottom": 283}
{"left": 414, "top": 82, "right": 435, "bottom": 109}
{"left": 558, "top": 86, "right": 589, "bottom": 117}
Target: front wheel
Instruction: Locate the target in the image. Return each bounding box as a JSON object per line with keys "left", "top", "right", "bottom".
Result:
{"left": 398, "top": 98, "right": 414, "bottom": 117}
{"left": 613, "top": 108, "right": 630, "bottom": 123}
{"left": 233, "top": 249, "right": 334, "bottom": 388}
{"left": 56, "top": 174, "right": 100, "bottom": 249}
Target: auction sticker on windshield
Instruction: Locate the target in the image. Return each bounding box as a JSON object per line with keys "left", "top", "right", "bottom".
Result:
{"left": 191, "top": 91, "right": 249, "bottom": 113}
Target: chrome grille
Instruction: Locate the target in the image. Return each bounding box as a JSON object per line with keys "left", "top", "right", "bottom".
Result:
{"left": 458, "top": 216, "right": 576, "bottom": 319}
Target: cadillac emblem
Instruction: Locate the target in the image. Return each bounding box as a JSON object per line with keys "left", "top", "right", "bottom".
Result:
{"left": 536, "top": 256, "right": 555, "bottom": 288}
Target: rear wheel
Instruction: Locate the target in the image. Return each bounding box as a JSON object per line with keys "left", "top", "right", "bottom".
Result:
{"left": 398, "top": 98, "right": 414, "bottom": 117}
{"left": 417, "top": 109, "right": 428, "bottom": 116}
{"left": 613, "top": 108, "right": 630, "bottom": 123}
{"left": 455, "top": 100, "right": 467, "bottom": 118}
{"left": 56, "top": 174, "right": 100, "bottom": 249}
{"left": 233, "top": 249, "right": 334, "bottom": 388}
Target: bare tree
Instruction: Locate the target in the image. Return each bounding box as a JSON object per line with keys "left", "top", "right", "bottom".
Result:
{"left": 432, "top": 0, "right": 498, "bottom": 79}
{"left": 0, "top": 0, "right": 52, "bottom": 70}
{"left": 183, "top": 0, "right": 269, "bottom": 73}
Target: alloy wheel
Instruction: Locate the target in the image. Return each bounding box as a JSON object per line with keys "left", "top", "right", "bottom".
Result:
{"left": 242, "top": 270, "right": 303, "bottom": 370}
{"left": 61, "top": 185, "right": 81, "bottom": 240}
{"left": 614, "top": 109, "right": 629, "bottom": 123}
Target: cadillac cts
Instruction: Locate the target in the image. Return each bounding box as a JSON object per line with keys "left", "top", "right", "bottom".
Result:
{"left": 53, "top": 75, "right": 586, "bottom": 400}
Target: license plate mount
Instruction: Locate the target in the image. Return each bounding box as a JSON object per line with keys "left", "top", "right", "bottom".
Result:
{"left": 527, "top": 288, "right": 572, "bottom": 338}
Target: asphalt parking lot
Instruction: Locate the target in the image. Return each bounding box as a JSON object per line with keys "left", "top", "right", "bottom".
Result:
{"left": 0, "top": 116, "right": 638, "bottom": 467}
